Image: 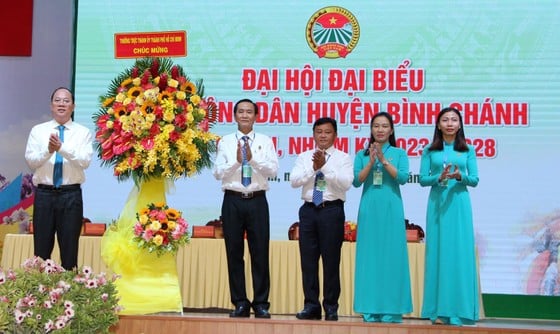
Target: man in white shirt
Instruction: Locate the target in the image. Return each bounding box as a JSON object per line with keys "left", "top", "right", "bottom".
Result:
{"left": 24, "top": 87, "right": 93, "bottom": 270}
{"left": 213, "top": 98, "right": 279, "bottom": 318}
{"left": 290, "top": 117, "right": 353, "bottom": 321}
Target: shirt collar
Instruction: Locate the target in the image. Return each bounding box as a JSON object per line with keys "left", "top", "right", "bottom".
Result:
{"left": 51, "top": 119, "right": 73, "bottom": 129}
{"left": 236, "top": 130, "right": 255, "bottom": 140}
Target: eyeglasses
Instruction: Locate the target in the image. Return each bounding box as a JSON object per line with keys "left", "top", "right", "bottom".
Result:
{"left": 53, "top": 98, "right": 72, "bottom": 105}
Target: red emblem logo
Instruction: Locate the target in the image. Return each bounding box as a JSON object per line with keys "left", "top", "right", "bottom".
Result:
{"left": 306, "top": 7, "right": 360, "bottom": 59}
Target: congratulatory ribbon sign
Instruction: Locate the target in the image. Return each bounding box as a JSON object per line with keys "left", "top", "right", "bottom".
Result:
{"left": 114, "top": 30, "right": 187, "bottom": 59}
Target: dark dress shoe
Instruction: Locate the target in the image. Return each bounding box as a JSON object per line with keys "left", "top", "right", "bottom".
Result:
{"left": 296, "top": 308, "right": 321, "bottom": 320}
{"left": 325, "top": 312, "right": 338, "bottom": 321}
{"left": 253, "top": 305, "right": 271, "bottom": 319}
{"left": 230, "top": 304, "right": 250, "bottom": 318}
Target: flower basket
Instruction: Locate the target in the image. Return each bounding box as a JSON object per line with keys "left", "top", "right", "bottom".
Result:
{"left": 344, "top": 221, "right": 357, "bottom": 242}
{"left": 0, "top": 257, "right": 120, "bottom": 333}
{"left": 133, "top": 202, "right": 189, "bottom": 257}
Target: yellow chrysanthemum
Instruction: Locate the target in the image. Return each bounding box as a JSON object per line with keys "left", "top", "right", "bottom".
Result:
{"left": 163, "top": 109, "right": 175, "bottom": 123}
{"left": 175, "top": 91, "right": 186, "bottom": 100}
{"left": 190, "top": 94, "right": 201, "bottom": 105}
{"left": 186, "top": 112, "right": 194, "bottom": 124}
{"left": 132, "top": 77, "right": 141, "bottom": 86}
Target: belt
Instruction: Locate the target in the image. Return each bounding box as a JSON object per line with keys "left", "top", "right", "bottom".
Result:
{"left": 37, "top": 184, "right": 81, "bottom": 192}
{"left": 225, "top": 189, "right": 266, "bottom": 199}
{"left": 304, "top": 199, "right": 344, "bottom": 209}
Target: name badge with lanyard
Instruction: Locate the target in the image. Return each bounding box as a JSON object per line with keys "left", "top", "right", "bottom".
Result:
{"left": 372, "top": 145, "right": 390, "bottom": 186}
{"left": 373, "top": 165, "right": 383, "bottom": 186}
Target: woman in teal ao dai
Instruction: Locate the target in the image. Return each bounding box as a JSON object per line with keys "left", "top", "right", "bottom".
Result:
{"left": 353, "top": 112, "right": 412, "bottom": 323}
{"left": 419, "top": 107, "right": 480, "bottom": 326}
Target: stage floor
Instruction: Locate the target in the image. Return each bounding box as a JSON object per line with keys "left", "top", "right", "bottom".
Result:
{"left": 114, "top": 309, "right": 560, "bottom": 333}
{"left": 192, "top": 312, "right": 560, "bottom": 330}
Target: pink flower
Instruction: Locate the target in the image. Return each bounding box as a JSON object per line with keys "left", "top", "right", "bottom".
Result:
{"left": 141, "top": 137, "right": 155, "bottom": 150}
{"left": 65, "top": 307, "right": 75, "bottom": 318}
{"left": 14, "top": 309, "right": 26, "bottom": 324}
{"left": 55, "top": 318, "right": 67, "bottom": 329}
{"left": 198, "top": 118, "right": 209, "bottom": 132}
{"left": 44, "top": 320, "right": 55, "bottom": 332}
{"left": 133, "top": 222, "right": 144, "bottom": 236}
{"left": 143, "top": 229, "right": 154, "bottom": 241}
{"left": 86, "top": 279, "right": 98, "bottom": 289}
{"left": 81, "top": 266, "right": 93, "bottom": 276}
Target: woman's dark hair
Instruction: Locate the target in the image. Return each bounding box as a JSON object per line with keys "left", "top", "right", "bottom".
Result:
{"left": 313, "top": 117, "right": 337, "bottom": 133}
{"left": 233, "top": 98, "right": 258, "bottom": 114}
{"left": 428, "top": 107, "right": 469, "bottom": 152}
{"left": 364, "top": 112, "right": 396, "bottom": 156}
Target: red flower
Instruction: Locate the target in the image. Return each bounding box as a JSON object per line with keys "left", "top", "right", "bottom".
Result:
{"left": 169, "top": 130, "right": 181, "bottom": 142}
{"left": 141, "top": 69, "right": 151, "bottom": 86}
{"left": 158, "top": 73, "right": 168, "bottom": 91}
{"left": 171, "top": 65, "right": 180, "bottom": 80}
{"left": 149, "top": 58, "right": 159, "bottom": 78}
{"left": 149, "top": 123, "right": 160, "bottom": 136}
{"left": 174, "top": 113, "right": 186, "bottom": 128}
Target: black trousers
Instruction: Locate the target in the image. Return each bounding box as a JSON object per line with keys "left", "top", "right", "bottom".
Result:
{"left": 221, "top": 191, "right": 270, "bottom": 309}
{"left": 32, "top": 185, "right": 83, "bottom": 270}
{"left": 298, "top": 201, "right": 345, "bottom": 313}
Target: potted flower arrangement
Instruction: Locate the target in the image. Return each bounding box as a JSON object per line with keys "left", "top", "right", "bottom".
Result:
{"left": 0, "top": 257, "right": 120, "bottom": 333}
{"left": 94, "top": 57, "right": 218, "bottom": 314}
{"left": 133, "top": 202, "right": 189, "bottom": 256}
